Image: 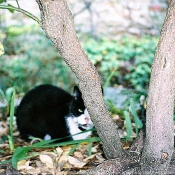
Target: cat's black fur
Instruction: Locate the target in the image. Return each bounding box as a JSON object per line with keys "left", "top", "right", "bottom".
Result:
{"left": 16, "top": 84, "right": 93, "bottom": 141}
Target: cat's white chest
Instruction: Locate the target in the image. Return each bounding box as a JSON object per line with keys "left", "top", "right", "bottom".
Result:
{"left": 66, "top": 117, "right": 92, "bottom": 140}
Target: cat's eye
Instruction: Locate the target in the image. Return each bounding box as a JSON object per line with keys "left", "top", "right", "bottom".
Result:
{"left": 78, "top": 109, "right": 83, "bottom": 113}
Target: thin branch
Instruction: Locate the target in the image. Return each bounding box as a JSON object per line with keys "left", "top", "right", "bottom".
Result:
{"left": 73, "top": 2, "right": 91, "bottom": 17}
{"left": 0, "top": 5, "right": 40, "bottom": 24}
{"left": 15, "top": 0, "right": 20, "bottom": 9}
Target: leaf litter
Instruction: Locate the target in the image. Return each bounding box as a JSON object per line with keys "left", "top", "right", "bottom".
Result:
{"left": 0, "top": 106, "right": 136, "bottom": 174}
{"left": 0, "top": 116, "right": 106, "bottom": 175}
{"left": 15, "top": 144, "right": 103, "bottom": 174}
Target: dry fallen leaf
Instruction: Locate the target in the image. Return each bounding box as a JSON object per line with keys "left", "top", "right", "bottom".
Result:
{"left": 17, "top": 160, "right": 27, "bottom": 169}
{"left": 35, "top": 160, "right": 45, "bottom": 168}
{"left": 39, "top": 154, "right": 54, "bottom": 169}
{"left": 83, "top": 154, "right": 96, "bottom": 163}
{"left": 95, "top": 153, "right": 106, "bottom": 163}
{"left": 91, "top": 145, "right": 99, "bottom": 153}
{"left": 0, "top": 122, "right": 8, "bottom": 137}
{"left": 68, "top": 156, "right": 87, "bottom": 168}
{"left": 25, "top": 168, "right": 41, "bottom": 175}
{"left": 17, "top": 160, "right": 33, "bottom": 171}
{"left": 73, "top": 151, "right": 84, "bottom": 159}
{"left": 57, "top": 148, "right": 71, "bottom": 170}
{"left": 56, "top": 147, "right": 63, "bottom": 158}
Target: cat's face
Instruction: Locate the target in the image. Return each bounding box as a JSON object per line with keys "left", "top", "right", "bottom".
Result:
{"left": 69, "top": 86, "right": 94, "bottom": 130}
{"left": 73, "top": 109, "right": 94, "bottom": 130}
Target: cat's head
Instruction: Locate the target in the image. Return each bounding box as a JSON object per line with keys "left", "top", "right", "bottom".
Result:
{"left": 69, "top": 86, "right": 94, "bottom": 130}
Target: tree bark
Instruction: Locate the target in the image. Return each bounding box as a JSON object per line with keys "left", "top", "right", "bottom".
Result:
{"left": 34, "top": 0, "right": 175, "bottom": 174}
{"left": 36, "top": 0, "right": 126, "bottom": 159}
{"left": 141, "top": 1, "right": 175, "bottom": 174}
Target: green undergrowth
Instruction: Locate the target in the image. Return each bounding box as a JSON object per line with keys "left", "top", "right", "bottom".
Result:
{"left": 105, "top": 97, "right": 143, "bottom": 140}
{"left": 82, "top": 36, "right": 158, "bottom": 91}
{"left": 0, "top": 85, "right": 144, "bottom": 169}
{"left": 0, "top": 134, "right": 100, "bottom": 169}
{"left": 0, "top": 25, "right": 156, "bottom": 169}
{"left": 1, "top": 25, "right": 158, "bottom": 93}
{"left": 0, "top": 86, "right": 100, "bottom": 169}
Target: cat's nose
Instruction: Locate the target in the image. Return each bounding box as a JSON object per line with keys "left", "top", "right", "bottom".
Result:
{"left": 85, "top": 117, "right": 89, "bottom": 124}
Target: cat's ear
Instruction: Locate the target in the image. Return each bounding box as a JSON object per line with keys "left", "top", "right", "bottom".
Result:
{"left": 73, "top": 86, "right": 82, "bottom": 100}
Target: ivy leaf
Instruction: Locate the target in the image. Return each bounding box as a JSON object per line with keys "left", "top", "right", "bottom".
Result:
{"left": 7, "top": 4, "right": 15, "bottom": 13}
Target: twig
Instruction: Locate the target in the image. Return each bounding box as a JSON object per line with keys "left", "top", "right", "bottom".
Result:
{"left": 0, "top": 5, "right": 40, "bottom": 24}
{"left": 15, "top": 0, "right": 20, "bottom": 9}
{"left": 73, "top": 1, "right": 91, "bottom": 17}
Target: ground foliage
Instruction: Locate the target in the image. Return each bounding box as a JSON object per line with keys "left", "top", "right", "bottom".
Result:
{"left": 0, "top": 25, "right": 158, "bottom": 93}
{"left": 0, "top": 87, "right": 139, "bottom": 174}
{"left": 0, "top": 109, "right": 134, "bottom": 175}
{"left": 0, "top": 25, "right": 156, "bottom": 173}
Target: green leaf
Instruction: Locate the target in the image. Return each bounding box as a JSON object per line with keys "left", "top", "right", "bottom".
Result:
{"left": 68, "top": 143, "right": 81, "bottom": 156}
{"left": 29, "top": 137, "right": 100, "bottom": 148}
{"left": 29, "top": 128, "right": 96, "bottom": 147}
{"left": 123, "top": 111, "right": 132, "bottom": 140}
{"left": 105, "top": 98, "right": 123, "bottom": 116}
{"left": 12, "top": 148, "right": 39, "bottom": 169}
{"left": 31, "top": 138, "right": 58, "bottom": 146}
{"left": 103, "top": 69, "right": 117, "bottom": 90}
{"left": 9, "top": 87, "right": 15, "bottom": 151}
{"left": 0, "top": 159, "right": 12, "bottom": 164}
{"left": 50, "top": 137, "right": 100, "bottom": 148}
{"left": 12, "top": 137, "right": 100, "bottom": 169}
{"left": 7, "top": 4, "right": 15, "bottom": 13}
{"left": 12, "top": 147, "right": 32, "bottom": 168}
{"left": 8, "top": 135, "right": 14, "bottom": 151}
{"left": 87, "top": 142, "right": 92, "bottom": 156}
{"left": 130, "top": 99, "right": 143, "bottom": 135}
{"left": 18, "top": 152, "right": 39, "bottom": 161}
{"left": 5, "top": 87, "right": 13, "bottom": 104}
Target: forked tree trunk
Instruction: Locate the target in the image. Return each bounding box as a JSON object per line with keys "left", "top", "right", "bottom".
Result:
{"left": 35, "top": 0, "right": 175, "bottom": 174}
{"left": 141, "top": 1, "right": 175, "bottom": 174}
{"left": 36, "top": 0, "right": 127, "bottom": 160}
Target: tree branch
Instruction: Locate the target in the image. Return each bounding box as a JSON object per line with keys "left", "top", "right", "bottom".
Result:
{"left": 15, "top": 0, "right": 20, "bottom": 9}
{"left": 36, "top": 0, "right": 127, "bottom": 159}
{"left": 0, "top": 5, "right": 40, "bottom": 24}
{"left": 73, "top": 1, "right": 91, "bottom": 17}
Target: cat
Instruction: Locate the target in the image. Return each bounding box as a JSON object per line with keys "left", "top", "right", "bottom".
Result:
{"left": 16, "top": 84, "right": 94, "bottom": 141}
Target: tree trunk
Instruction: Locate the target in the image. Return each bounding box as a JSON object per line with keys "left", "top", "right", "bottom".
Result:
{"left": 141, "top": 1, "right": 175, "bottom": 174}
{"left": 36, "top": 0, "right": 126, "bottom": 159}
{"left": 35, "top": 0, "right": 175, "bottom": 174}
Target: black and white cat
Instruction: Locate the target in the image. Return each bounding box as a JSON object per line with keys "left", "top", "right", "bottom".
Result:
{"left": 16, "top": 84, "right": 94, "bottom": 141}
